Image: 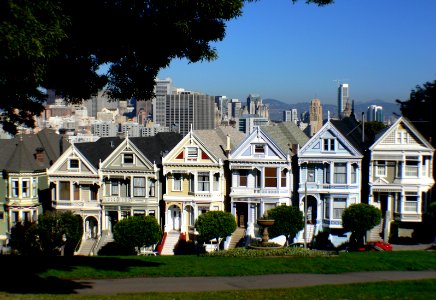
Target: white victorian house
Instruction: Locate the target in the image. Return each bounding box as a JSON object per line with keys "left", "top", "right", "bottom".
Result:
{"left": 368, "top": 116, "right": 435, "bottom": 241}
{"left": 298, "top": 117, "right": 364, "bottom": 242}
{"left": 229, "top": 126, "right": 293, "bottom": 238}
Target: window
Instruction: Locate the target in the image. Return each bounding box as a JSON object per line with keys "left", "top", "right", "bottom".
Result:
{"left": 73, "top": 183, "right": 80, "bottom": 200}
{"left": 187, "top": 147, "right": 198, "bottom": 158}
{"left": 22, "top": 179, "right": 30, "bottom": 197}
{"left": 69, "top": 159, "right": 79, "bottom": 169}
{"left": 123, "top": 153, "right": 134, "bottom": 164}
{"left": 396, "top": 131, "right": 408, "bottom": 144}
{"left": 32, "top": 178, "right": 37, "bottom": 197}
{"left": 376, "top": 161, "right": 386, "bottom": 177}
{"left": 173, "top": 173, "right": 182, "bottom": 191}
{"left": 198, "top": 172, "right": 210, "bottom": 192}
{"left": 213, "top": 173, "right": 220, "bottom": 191}
{"left": 405, "top": 157, "right": 419, "bottom": 177}
{"left": 0, "top": 212, "right": 4, "bottom": 220}
{"left": 11, "top": 179, "right": 19, "bottom": 197}
{"left": 264, "top": 167, "right": 277, "bottom": 188}
{"left": 333, "top": 198, "right": 346, "bottom": 219}
{"left": 280, "top": 169, "right": 287, "bottom": 187}
{"left": 254, "top": 144, "right": 265, "bottom": 154}
{"left": 351, "top": 164, "right": 357, "bottom": 184}
{"left": 334, "top": 163, "right": 347, "bottom": 184}
{"left": 239, "top": 170, "right": 248, "bottom": 187}
{"left": 133, "top": 177, "right": 146, "bottom": 197}
{"left": 59, "top": 181, "right": 70, "bottom": 200}
{"left": 404, "top": 192, "right": 418, "bottom": 212}
{"left": 90, "top": 185, "right": 98, "bottom": 200}
{"left": 325, "top": 199, "right": 330, "bottom": 219}
{"left": 307, "top": 165, "right": 315, "bottom": 182}
{"left": 111, "top": 181, "right": 119, "bottom": 196}
{"left": 324, "top": 164, "right": 331, "bottom": 184}
{"left": 149, "top": 180, "right": 155, "bottom": 197}
{"left": 396, "top": 162, "right": 402, "bottom": 178}
{"left": 189, "top": 174, "right": 195, "bottom": 192}
{"left": 323, "top": 139, "right": 335, "bottom": 151}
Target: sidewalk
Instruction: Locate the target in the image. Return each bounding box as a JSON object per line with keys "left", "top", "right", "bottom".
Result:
{"left": 73, "top": 270, "right": 436, "bottom": 295}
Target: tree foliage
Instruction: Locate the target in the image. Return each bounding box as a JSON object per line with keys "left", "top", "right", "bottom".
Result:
{"left": 0, "top": 0, "right": 334, "bottom": 135}
{"left": 9, "top": 211, "right": 83, "bottom": 256}
{"left": 113, "top": 215, "right": 162, "bottom": 252}
{"left": 364, "top": 121, "right": 387, "bottom": 144}
{"left": 267, "top": 205, "right": 304, "bottom": 245}
{"left": 396, "top": 80, "right": 436, "bottom": 147}
{"left": 342, "top": 203, "right": 381, "bottom": 246}
{"left": 195, "top": 211, "right": 236, "bottom": 243}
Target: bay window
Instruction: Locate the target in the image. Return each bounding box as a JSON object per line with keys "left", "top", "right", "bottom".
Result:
{"left": 333, "top": 198, "right": 346, "bottom": 219}
{"left": 173, "top": 173, "right": 182, "bottom": 191}
{"left": 198, "top": 172, "right": 210, "bottom": 192}
{"left": 133, "top": 177, "right": 146, "bottom": 197}
{"left": 334, "top": 163, "right": 347, "bottom": 184}
{"left": 264, "top": 167, "right": 277, "bottom": 188}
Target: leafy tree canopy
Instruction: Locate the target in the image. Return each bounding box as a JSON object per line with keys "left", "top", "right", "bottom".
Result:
{"left": 267, "top": 205, "right": 304, "bottom": 245}
{"left": 113, "top": 215, "right": 162, "bottom": 252}
{"left": 195, "top": 211, "right": 236, "bottom": 243}
{"left": 396, "top": 80, "right": 436, "bottom": 146}
{"left": 342, "top": 203, "right": 381, "bottom": 246}
{"left": 0, "top": 0, "right": 333, "bottom": 135}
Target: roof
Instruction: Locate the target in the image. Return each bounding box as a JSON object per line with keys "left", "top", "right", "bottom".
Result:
{"left": 261, "top": 122, "right": 309, "bottom": 155}
{"left": 0, "top": 129, "right": 70, "bottom": 172}
{"left": 75, "top": 132, "right": 184, "bottom": 168}
{"left": 330, "top": 116, "right": 369, "bottom": 153}
{"left": 193, "top": 126, "right": 246, "bottom": 160}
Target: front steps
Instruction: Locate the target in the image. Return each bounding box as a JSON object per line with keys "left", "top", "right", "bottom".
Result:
{"left": 76, "top": 238, "right": 98, "bottom": 256}
{"left": 160, "top": 231, "right": 180, "bottom": 255}
{"left": 228, "top": 227, "right": 246, "bottom": 249}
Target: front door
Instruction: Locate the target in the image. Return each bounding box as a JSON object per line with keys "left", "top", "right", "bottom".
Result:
{"left": 168, "top": 205, "right": 181, "bottom": 231}
{"left": 236, "top": 203, "right": 248, "bottom": 228}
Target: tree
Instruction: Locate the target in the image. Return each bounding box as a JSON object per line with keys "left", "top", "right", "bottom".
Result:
{"left": 195, "top": 211, "right": 236, "bottom": 247}
{"left": 342, "top": 203, "right": 382, "bottom": 247}
{"left": 9, "top": 221, "right": 40, "bottom": 255}
{"left": 60, "top": 211, "right": 83, "bottom": 256}
{"left": 364, "top": 121, "right": 387, "bottom": 144}
{"left": 113, "top": 215, "right": 162, "bottom": 252}
{"left": 396, "top": 80, "right": 436, "bottom": 147}
{"left": 1, "top": 0, "right": 334, "bottom": 135}
{"left": 267, "top": 205, "right": 304, "bottom": 245}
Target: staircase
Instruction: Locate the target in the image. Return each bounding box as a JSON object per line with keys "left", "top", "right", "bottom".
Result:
{"left": 296, "top": 224, "right": 315, "bottom": 244}
{"left": 76, "top": 238, "right": 98, "bottom": 256}
{"left": 94, "top": 231, "right": 114, "bottom": 254}
{"left": 228, "top": 227, "right": 246, "bottom": 249}
{"left": 368, "top": 219, "right": 383, "bottom": 242}
{"left": 160, "top": 231, "right": 180, "bottom": 255}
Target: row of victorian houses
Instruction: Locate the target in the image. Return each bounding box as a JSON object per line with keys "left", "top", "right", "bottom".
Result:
{"left": 0, "top": 115, "right": 434, "bottom": 254}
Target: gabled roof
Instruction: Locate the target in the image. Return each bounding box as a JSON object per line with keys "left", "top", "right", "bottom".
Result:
{"left": 330, "top": 116, "right": 369, "bottom": 153}
{"left": 370, "top": 116, "right": 435, "bottom": 150}
{"left": 193, "top": 126, "right": 246, "bottom": 160}
{"left": 75, "top": 132, "right": 184, "bottom": 169}
{"left": 261, "top": 122, "right": 309, "bottom": 155}
{"left": 0, "top": 129, "right": 70, "bottom": 172}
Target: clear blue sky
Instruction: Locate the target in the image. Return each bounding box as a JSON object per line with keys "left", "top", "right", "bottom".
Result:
{"left": 158, "top": 0, "right": 436, "bottom": 105}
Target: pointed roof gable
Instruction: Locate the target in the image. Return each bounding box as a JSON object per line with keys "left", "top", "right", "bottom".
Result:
{"left": 75, "top": 137, "right": 123, "bottom": 169}
{"left": 330, "top": 116, "right": 368, "bottom": 153}
{"left": 299, "top": 118, "right": 363, "bottom": 158}
{"left": 370, "top": 116, "right": 435, "bottom": 150}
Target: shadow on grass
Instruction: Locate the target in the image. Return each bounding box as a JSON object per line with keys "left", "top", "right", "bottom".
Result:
{"left": 0, "top": 255, "right": 163, "bottom": 294}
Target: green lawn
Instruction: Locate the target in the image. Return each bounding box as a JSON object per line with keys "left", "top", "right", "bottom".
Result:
{"left": 0, "top": 251, "right": 434, "bottom": 281}
{"left": 2, "top": 279, "right": 436, "bottom": 299}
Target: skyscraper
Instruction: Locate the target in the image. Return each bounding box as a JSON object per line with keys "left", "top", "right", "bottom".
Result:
{"left": 338, "top": 83, "right": 349, "bottom": 119}
{"left": 309, "top": 98, "right": 323, "bottom": 136}
{"left": 367, "top": 105, "right": 384, "bottom": 122}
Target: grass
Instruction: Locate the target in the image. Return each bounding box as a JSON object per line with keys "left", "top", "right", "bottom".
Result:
{"left": 1, "top": 279, "right": 435, "bottom": 299}
{"left": 0, "top": 250, "right": 433, "bottom": 281}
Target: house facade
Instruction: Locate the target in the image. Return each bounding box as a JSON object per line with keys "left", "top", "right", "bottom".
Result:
{"left": 229, "top": 126, "right": 294, "bottom": 238}
{"left": 368, "top": 117, "right": 435, "bottom": 240}
{"left": 297, "top": 118, "right": 364, "bottom": 241}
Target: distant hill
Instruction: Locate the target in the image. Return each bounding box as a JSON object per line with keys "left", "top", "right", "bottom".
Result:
{"left": 264, "top": 98, "right": 400, "bottom": 122}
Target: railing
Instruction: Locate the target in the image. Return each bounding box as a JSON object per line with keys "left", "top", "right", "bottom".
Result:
{"left": 102, "top": 196, "right": 146, "bottom": 204}
{"left": 54, "top": 200, "right": 100, "bottom": 207}
{"left": 299, "top": 182, "right": 359, "bottom": 191}
{"left": 230, "top": 187, "right": 289, "bottom": 196}
{"left": 187, "top": 191, "right": 222, "bottom": 198}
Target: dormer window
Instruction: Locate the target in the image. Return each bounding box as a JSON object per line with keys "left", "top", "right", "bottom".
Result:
{"left": 187, "top": 147, "right": 198, "bottom": 158}
{"left": 254, "top": 144, "right": 265, "bottom": 154}
{"left": 123, "top": 153, "right": 134, "bottom": 164}
{"left": 69, "top": 159, "right": 79, "bottom": 169}
{"left": 323, "top": 139, "right": 335, "bottom": 151}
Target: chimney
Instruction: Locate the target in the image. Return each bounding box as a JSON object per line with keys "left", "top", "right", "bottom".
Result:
{"left": 225, "top": 134, "right": 231, "bottom": 157}
{"left": 35, "top": 147, "right": 44, "bottom": 162}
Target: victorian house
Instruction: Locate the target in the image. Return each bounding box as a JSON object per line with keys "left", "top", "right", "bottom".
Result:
{"left": 160, "top": 127, "right": 244, "bottom": 254}
{"left": 368, "top": 116, "right": 435, "bottom": 241}
{"left": 0, "top": 129, "right": 69, "bottom": 247}
{"left": 228, "top": 125, "right": 302, "bottom": 238}
{"left": 297, "top": 117, "right": 365, "bottom": 242}
{"left": 48, "top": 132, "right": 182, "bottom": 254}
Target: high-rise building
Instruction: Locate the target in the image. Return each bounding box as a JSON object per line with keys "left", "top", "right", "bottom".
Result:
{"left": 309, "top": 98, "right": 323, "bottom": 136}
{"left": 246, "top": 94, "right": 269, "bottom": 119}
{"left": 215, "top": 96, "right": 230, "bottom": 121}
{"left": 154, "top": 93, "right": 216, "bottom": 136}
{"left": 338, "top": 83, "right": 349, "bottom": 119}
{"left": 367, "top": 105, "right": 384, "bottom": 122}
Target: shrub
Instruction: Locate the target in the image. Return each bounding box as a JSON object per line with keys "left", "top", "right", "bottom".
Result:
{"left": 204, "top": 247, "right": 334, "bottom": 257}
{"left": 342, "top": 204, "right": 381, "bottom": 247}
{"left": 195, "top": 211, "right": 236, "bottom": 247}
{"left": 267, "top": 205, "right": 304, "bottom": 245}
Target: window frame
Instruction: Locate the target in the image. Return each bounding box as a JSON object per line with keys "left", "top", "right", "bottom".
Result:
{"left": 197, "top": 172, "right": 210, "bottom": 192}
{"left": 186, "top": 147, "right": 198, "bottom": 159}
{"left": 238, "top": 170, "right": 248, "bottom": 187}
{"left": 375, "top": 160, "right": 386, "bottom": 177}
{"left": 68, "top": 158, "right": 80, "bottom": 170}
{"left": 323, "top": 138, "right": 335, "bottom": 151}
{"left": 332, "top": 198, "right": 346, "bottom": 220}
{"left": 123, "top": 153, "right": 134, "bottom": 164}
{"left": 172, "top": 173, "right": 182, "bottom": 191}
{"left": 264, "top": 167, "right": 277, "bottom": 188}
{"left": 254, "top": 144, "right": 265, "bottom": 155}
{"left": 334, "top": 163, "right": 347, "bottom": 184}
{"left": 133, "top": 177, "right": 146, "bottom": 197}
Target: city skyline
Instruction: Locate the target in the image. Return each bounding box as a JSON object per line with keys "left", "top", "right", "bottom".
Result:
{"left": 158, "top": 0, "right": 436, "bottom": 105}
